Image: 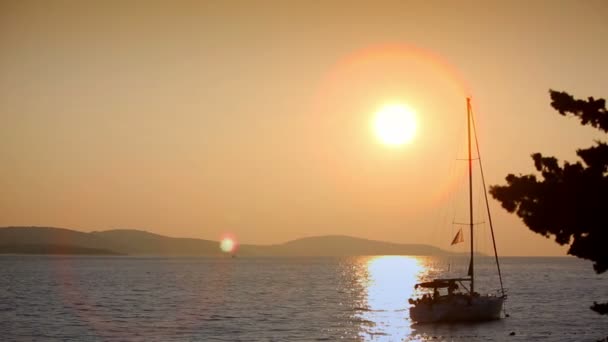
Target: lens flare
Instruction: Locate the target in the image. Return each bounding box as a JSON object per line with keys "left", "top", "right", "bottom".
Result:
{"left": 220, "top": 237, "right": 236, "bottom": 253}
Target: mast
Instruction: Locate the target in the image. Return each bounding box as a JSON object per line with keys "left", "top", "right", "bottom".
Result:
{"left": 466, "top": 97, "right": 474, "bottom": 295}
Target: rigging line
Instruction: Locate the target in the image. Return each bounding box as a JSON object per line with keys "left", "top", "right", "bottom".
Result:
{"left": 469, "top": 102, "right": 507, "bottom": 302}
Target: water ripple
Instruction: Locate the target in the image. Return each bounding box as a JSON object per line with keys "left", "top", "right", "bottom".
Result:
{"left": 1, "top": 256, "right": 607, "bottom": 341}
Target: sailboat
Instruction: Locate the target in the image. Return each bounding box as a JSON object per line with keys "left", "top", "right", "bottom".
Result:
{"left": 409, "top": 98, "right": 506, "bottom": 323}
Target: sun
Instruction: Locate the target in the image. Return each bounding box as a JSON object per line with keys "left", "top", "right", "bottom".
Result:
{"left": 373, "top": 104, "right": 417, "bottom": 146}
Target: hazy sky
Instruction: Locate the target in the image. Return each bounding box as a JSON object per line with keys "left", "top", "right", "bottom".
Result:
{"left": 1, "top": 0, "right": 607, "bottom": 256}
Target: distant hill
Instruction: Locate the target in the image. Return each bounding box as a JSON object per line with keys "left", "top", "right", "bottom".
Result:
{"left": 0, "top": 227, "right": 220, "bottom": 256}
{"left": 90, "top": 229, "right": 218, "bottom": 255}
{"left": 256, "top": 235, "right": 449, "bottom": 256}
{"left": 0, "top": 226, "right": 454, "bottom": 257}
{"left": 0, "top": 244, "right": 122, "bottom": 255}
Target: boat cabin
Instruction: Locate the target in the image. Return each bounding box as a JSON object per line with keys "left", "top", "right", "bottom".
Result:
{"left": 410, "top": 278, "right": 475, "bottom": 305}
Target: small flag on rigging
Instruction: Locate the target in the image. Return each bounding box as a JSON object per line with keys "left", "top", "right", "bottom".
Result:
{"left": 451, "top": 228, "right": 464, "bottom": 245}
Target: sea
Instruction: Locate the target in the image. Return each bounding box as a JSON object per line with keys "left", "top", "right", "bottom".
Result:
{"left": 2, "top": 255, "right": 607, "bottom": 341}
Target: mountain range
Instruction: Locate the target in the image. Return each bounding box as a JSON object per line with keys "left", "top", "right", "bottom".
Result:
{"left": 0, "top": 226, "right": 454, "bottom": 257}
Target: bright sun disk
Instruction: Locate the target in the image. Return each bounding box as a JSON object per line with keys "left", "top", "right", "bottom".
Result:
{"left": 373, "top": 104, "right": 417, "bottom": 146}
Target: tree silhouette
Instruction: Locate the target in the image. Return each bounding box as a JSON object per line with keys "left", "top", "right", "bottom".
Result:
{"left": 490, "top": 90, "right": 608, "bottom": 315}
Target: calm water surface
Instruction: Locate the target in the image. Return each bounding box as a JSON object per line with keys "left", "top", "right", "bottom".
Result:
{"left": 2, "top": 256, "right": 607, "bottom": 341}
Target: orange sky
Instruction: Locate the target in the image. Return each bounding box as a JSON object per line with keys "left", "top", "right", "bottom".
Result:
{"left": 1, "top": 1, "right": 607, "bottom": 256}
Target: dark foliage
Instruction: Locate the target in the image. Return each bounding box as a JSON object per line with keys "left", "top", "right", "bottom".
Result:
{"left": 490, "top": 90, "right": 608, "bottom": 315}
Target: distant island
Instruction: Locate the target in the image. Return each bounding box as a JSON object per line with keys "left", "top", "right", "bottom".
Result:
{"left": 0, "top": 226, "right": 457, "bottom": 257}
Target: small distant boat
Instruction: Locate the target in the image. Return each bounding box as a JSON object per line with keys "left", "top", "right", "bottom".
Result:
{"left": 409, "top": 98, "right": 506, "bottom": 323}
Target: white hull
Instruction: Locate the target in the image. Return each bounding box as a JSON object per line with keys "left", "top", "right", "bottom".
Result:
{"left": 410, "top": 295, "right": 504, "bottom": 323}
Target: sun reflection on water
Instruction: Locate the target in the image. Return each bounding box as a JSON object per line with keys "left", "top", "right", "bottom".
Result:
{"left": 353, "top": 256, "right": 429, "bottom": 341}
